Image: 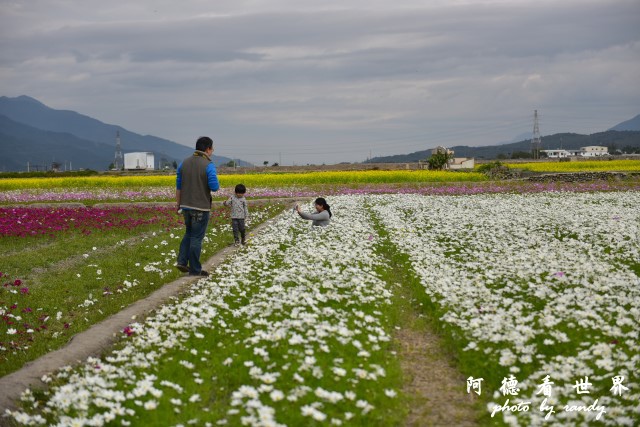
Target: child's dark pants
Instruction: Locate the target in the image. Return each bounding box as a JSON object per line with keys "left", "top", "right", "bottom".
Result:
{"left": 232, "top": 218, "right": 246, "bottom": 243}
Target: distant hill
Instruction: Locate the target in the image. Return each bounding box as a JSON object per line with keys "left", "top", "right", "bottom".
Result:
{"left": 609, "top": 114, "right": 640, "bottom": 131}
{"left": 0, "top": 115, "right": 117, "bottom": 171}
{"left": 0, "top": 95, "right": 250, "bottom": 171}
{"left": 367, "top": 113, "right": 640, "bottom": 163}
{"left": 367, "top": 130, "right": 640, "bottom": 163}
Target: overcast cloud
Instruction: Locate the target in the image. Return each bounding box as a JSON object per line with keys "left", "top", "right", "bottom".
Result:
{"left": 1, "top": 0, "right": 639, "bottom": 164}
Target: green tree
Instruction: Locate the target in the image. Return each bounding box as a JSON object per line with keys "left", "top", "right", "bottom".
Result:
{"left": 427, "top": 151, "right": 452, "bottom": 170}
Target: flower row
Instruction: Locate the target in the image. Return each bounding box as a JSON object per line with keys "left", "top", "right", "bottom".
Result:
{"left": 7, "top": 196, "right": 402, "bottom": 426}
{"left": 2, "top": 180, "right": 639, "bottom": 205}
{"left": 371, "top": 192, "right": 640, "bottom": 426}
{"left": 0, "top": 206, "right": 230, "bottom": 237}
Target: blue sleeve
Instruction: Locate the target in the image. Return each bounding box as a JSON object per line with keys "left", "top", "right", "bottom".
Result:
{"left": 176, "top": 163, "right": 183, "bottom": 190}
{"left": 207, "top": 163, "right": 220, "bottom": 192}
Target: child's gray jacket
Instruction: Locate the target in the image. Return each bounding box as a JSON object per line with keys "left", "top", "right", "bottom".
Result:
{"left": 223, "top": 195, "right": 249, "bottom": 219}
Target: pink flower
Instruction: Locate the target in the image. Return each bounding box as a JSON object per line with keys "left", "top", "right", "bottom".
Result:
{"left": 123, "top": 326, "right": 135, "bottom": 336}
{"left": 552, "top": 271, "right": 565, "bottom": 277}
{"left": 20, "top": 287, "right": 29, "bottom": 294}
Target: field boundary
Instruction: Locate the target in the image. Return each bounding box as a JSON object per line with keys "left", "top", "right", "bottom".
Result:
{"left": 1, "top": 198, "right": 304, "bottom": 209}
{"left": 519, "top": 171, "right": 640, "bottom": 182}
{"left": 0, "top": 201, "right": 301, "bottom": 412}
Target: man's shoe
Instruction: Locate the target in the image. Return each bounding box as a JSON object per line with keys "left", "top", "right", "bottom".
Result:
{"left": 175, "top": 264, "right": 189, "bottom": 273}
{"left": 234, "top": 242, "right": 240, "bottom": 247}
{"left": 189, "top": 270, "right": 209, "bottom": 277}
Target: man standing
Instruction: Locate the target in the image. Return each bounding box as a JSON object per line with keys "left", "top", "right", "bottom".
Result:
{"left": 175, "top": 136, "right": 220, "bottom": 276}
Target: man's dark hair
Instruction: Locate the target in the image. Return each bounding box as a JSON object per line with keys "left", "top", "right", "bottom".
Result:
{"left": 195, "top": 136, "right": 213, "bottom": 152}
{"left": 235, "top": 184, "right": 246, "bottom": 194}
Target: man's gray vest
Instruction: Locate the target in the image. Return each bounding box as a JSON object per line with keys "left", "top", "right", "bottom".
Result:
{"left": 180, "top": 151, "right": 212, "bottom": 211}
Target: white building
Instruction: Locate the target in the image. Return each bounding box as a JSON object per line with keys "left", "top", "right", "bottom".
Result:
{"left": 580, "top": 146, "right": 608, "bottom": 157}
{"left": 542, "top": 146, "right": 608, "bottom": 158}
{"left": 449, "top": 158, "right": 475, "bottom": 169}
{"left": 124, "top": 152, "right": 155, "bottom": 170}
{"left": 541, "top": 149, "right": 583, "bottom": 158}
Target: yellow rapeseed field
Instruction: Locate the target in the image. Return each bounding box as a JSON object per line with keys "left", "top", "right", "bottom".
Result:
{"left": 2, "top": 160, "right": 638, "bottom": 191}
{"left": 506, "top": 159, "right": 640, "bottom": 173}
{"left": 0, "top": 170, "right": 486, "bottom": 190}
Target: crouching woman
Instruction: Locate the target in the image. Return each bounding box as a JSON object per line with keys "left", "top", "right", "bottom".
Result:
{"left": 296, "top": 197, "right": 332, "bottom": 226}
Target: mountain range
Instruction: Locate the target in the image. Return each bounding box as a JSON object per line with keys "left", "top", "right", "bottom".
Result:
{"left": 367, "top": 115, "right": 640, "bottom": 163}
{"left": 1, "top": 95, "right": 639, "bottom": 171}
{"left": 0, "top": 95, "right": 247, "bottom": 172}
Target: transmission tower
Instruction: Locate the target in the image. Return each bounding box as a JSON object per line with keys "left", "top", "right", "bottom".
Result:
{"left": 531, "top": 110, "right": 541, "bottom": 159}
{"left": 114, "top": 131, "right": 123, "bottom": 170}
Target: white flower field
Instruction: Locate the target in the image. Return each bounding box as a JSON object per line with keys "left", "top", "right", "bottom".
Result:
{"left": 371, "top": 192, "right": 639, "bottom": 426}
{"left": 6, "top": 192, "right": 640, "bottom": 426}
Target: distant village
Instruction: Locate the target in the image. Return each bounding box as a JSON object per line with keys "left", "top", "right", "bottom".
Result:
{"left": 540, "top": 146, "right": 609, "bottom": 159}
{"left": 427, "top": 144, "right": 611, "bottom": 171}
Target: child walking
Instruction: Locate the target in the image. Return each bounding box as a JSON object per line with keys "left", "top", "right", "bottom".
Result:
{"left": 223, "top": 184, "right": 249, "bottom": 246}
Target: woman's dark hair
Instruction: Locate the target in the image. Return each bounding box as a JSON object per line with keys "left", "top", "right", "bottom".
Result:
{"left": 315, "top": 197, "right": 332, "bottom": 217}
{"left": 235, "top": 184, "right": 246, "bottom": 194}
{"left": 195, "top": 136, "right": 213, "bottom": 152}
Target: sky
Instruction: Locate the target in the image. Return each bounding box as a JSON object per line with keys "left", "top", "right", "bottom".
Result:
{"left": 1, "top": 0, "right": 639, "bottom": 165}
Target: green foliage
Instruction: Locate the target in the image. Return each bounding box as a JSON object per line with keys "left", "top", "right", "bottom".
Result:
{"left": 511, "top": 151, "right": 533, "bottom": 159}
{"left": 622, "top": 145, "right": 640, "bottom": 154}
{"left": 476, "top": 161, "right": 503, "bottom": 174}
{"left": 427, "top": 151, "right": 453, "bottom": 170}
{"left": 476, "top": 161, "right": 517, "bottom": 180}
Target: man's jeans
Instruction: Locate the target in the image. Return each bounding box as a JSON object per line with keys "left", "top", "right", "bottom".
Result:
{"left": 178, "top": 209, "right": 210, "bottom": 274}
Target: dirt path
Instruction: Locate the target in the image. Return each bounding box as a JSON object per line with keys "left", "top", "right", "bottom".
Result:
{"left": 370, "top": 204, "right": 481, "bottom": 426}
{"left": 396, "top": 311, "right": 479, "bottom": 426}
